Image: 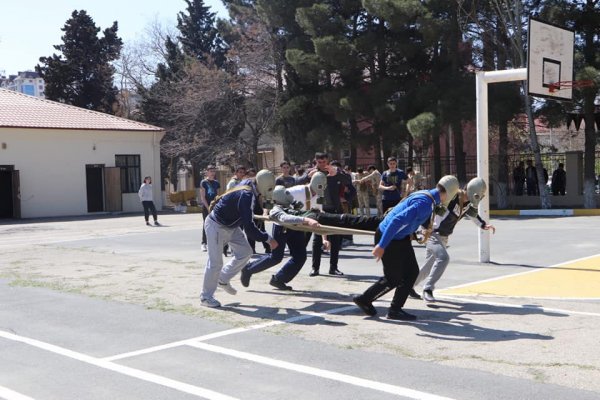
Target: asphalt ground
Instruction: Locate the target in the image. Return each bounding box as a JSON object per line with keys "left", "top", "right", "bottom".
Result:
{"left": 0, "top": 212, "right": 599, "bottom": 399}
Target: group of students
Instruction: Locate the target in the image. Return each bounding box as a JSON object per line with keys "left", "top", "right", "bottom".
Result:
{"left": 196, "top": 155, "right": 494, "bottom": 321}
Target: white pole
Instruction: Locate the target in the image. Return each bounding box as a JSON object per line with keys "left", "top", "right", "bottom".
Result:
{"left": 476, "top": 68, "right": 527, "bottom": 263}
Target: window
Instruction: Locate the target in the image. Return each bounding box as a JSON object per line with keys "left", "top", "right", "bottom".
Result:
{"left": 115, "top": 155, "right": 141, "bottom": 193}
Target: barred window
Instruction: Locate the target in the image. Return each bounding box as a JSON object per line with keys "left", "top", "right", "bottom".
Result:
{"left": 115, "top": 155, "right": 141, "bottom": 193}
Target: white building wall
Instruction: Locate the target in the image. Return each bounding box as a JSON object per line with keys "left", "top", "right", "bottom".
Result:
{"left": 0, "top": 127, "right": 163, "bottom": 218}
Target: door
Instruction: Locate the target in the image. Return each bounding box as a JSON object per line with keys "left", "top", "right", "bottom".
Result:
{"left": 104, "top": 167, "right": 122, "bottom": 212}
{"left": 86, "top": 165, "right": 104, "bottom": 212}
{"left": 11, "top": 170, "right": 20, "bottom": 219}
{"left": 0, "top": 168, "right": 14, "bottom": 218}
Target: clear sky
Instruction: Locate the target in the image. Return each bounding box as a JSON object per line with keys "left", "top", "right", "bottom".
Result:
{"left": 0, "top": 0, "right": 228, "bottom": 76}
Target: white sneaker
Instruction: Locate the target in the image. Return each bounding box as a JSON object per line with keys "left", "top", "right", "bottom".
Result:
{"left": 200, "top": 297, "right": 221, "bottom": 308}
{"left": 218, "top": 280, "right": 237, "bottom": 295}
{"left": 423, "top": 290, "right": 436, "bottom": 303}
{"left": 201, "top": 244, "right": 207, "bottom": 252}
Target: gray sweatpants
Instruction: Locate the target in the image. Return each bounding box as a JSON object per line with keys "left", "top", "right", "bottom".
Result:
{"left": 414, "top": 232, "right": 449, "bottom": 291}
{"left": 201, "top": 216, "right": 253, "bottom": 300}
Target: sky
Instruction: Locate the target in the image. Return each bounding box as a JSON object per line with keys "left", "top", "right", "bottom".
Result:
{"left": 0, "top": 0, "right": 228, "bottom": 76}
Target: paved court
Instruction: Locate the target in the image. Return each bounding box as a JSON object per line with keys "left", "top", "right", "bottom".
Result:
{"left": 1, "top": 213, "right": 599, "bottom": 399}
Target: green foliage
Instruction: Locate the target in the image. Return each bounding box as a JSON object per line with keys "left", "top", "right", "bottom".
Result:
{"left": 36, "top": 10, "right": 122, "bottom": 113}
{"left": 406, "top": 112, "right": 437, "bottom": 140}
{"left": 285, "top": 49, "right": 321, "bottom": 81}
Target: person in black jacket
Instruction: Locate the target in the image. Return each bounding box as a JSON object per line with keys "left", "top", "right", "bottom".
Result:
{"left": 551, "top": 163, "right": 566, "bottom": 195}
{"left": 298, "top": 153, "right": 352, "bottom": 276}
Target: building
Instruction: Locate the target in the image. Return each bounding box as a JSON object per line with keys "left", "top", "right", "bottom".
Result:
{"left": 0, "top": 71, "right": 46, "bottom": 98}
{"left": 0, "top": 88, "right": 164, "bottom": 219}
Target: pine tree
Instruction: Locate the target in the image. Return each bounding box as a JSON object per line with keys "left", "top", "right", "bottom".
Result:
{"left": 36, "top": 10, "right": 122, "bottom": 114}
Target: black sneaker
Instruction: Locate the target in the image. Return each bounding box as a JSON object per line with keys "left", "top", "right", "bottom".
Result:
{"left": 387, "top": 309, "right": 417, "bottom": 321}
{"left": 309, "top": 269, "right": 320, "bottom": 277}
{"left": 353, "top": 295, "right": 377, "bottom": 316}
{"left": 329, "top": 269, "right": 344, "bottom": 276}
{"left": 146, "top": 222, "right": 151, "bottom": 226}
{"left": 240, "top": 268, "right": 251, "bottom": 288}
{"left": 269, "top": 275, "right": 292, "bottom": 290}
{"left": 154, "top": 221, "right": 160, "bottom": 226}
{"left": 408, "top": 288, "right": 422, "bottom": 300}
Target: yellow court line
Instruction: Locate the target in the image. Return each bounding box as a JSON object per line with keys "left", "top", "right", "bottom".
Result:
{"left": 440, "top": 254, "right": 600, "bottom": 299}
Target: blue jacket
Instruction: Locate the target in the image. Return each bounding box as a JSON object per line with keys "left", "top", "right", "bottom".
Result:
{"left": 377, "top": 189, "right": 441, "bottom": 249}
{"left": 210, "top": 188, "right": 270, "bottom": 242}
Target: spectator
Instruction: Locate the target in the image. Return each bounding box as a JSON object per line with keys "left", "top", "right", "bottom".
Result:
{"left": 551, "top": 163, "right": 566, "bottom": 196}
{"left": 379, "top": 157, "right": 408, "bottom": 212}
{"left": 227, "top": 165, "right": 246, "bottom": 190}
{"left": 138, "top": 176, "right": 160, "bottom": 226}
{"left": 525, "top": 160, "right": 538, "bottom": 196}
{"left": 200, "top": 165, "right": 220, "bottom": 252}
{"left": 354, "top": 167, "right": 371, "bottom": 216}
{"left": 513, "top": 161, "right": 525, "bottom": 196}
{"left": 276, "top": 161, "right": 297, "bottom": 188}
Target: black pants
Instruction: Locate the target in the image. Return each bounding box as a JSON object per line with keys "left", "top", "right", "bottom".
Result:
{"left": 360, "top": 230, "right": 419, "bottom": 310}
{"left": 311, "top": 234, "right": 341, "bottom": 271}
{"left": 142, "top": 201, "right": 157, "bottom": 222}
{"left": 246, "top": 220, "right": 271, "bottom": 253}
{"left": 382, "top": 199, "right": 399, "bottom": 214}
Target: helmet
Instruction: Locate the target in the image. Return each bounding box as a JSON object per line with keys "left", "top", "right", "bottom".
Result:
{"left": 256, "top": 169, "right": 276, "bottom": 208}
{"left": 466, "top": 177, "right": 487, "bottom": 207}
{"left": 309, "top": 171, "right": 327, "bottom": 204}
{"left": 272, "top": 185, "right": 294, "bottom": 207}
{"left": 437, "top": 175, "right": 460, "bottom": 206}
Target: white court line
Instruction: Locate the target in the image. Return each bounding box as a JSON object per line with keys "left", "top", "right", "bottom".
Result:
{"left": 441, "top": 253, "right": 600, "bottom": 291}
{"left": 436, "top": 295, "right": 600, "bottom": 317}
{"left": 0, "top": 386, "right": 35, "bottom": 400}
{"left": 188, "top": 341, "right": 456, "bottom": 400}
{"left": 0, "top": 330, "right": 237, "bottom": 400}
{"left": 104, "top": 305, "right": 356, "bottom": 362}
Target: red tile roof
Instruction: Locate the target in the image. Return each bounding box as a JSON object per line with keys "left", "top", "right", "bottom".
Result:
{"left": 0, "top": 88, "right": 162, "bottom": 132}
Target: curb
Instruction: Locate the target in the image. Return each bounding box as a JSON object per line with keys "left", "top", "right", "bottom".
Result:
{"left": 491, "top": 209, "right": 600, "bottom": 216}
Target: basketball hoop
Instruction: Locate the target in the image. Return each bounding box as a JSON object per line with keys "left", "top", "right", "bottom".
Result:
{"left": 548, "top": 80, "right": 595, "bottom": 93}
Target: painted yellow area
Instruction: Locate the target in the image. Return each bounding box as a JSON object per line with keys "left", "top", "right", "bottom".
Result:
{"left": 573, "top": 209, "right": 600, "bottom": 216}
{"left": 440, "top": 255, "right": 600, "bottom": 298}
{"left": 490, "top": 210, "right": 519, "bottom": 216}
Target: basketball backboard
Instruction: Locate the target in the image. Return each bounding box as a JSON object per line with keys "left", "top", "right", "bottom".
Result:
{"left": 527, "top": 17, "right": 575, "bottom": 100}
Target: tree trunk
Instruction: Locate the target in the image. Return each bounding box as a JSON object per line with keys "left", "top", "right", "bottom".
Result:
{"left": 433, "top": 134, "right": 442, "bottom": 182}
{"left": 583, "top": 92, "right": 597, "bottom": 208}
{"left": 523, "top": 84, "right": 551, "bottom": 209}
{"left": 348, "top": 119, "right": 359, "bottom": 168}
{"left": 451, "top": 119, "right": 467, "bottom": 183}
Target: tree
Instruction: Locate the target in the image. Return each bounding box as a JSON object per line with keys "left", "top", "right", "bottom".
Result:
{"left": 36, "top": 10, "right": 122, "bottom": 114}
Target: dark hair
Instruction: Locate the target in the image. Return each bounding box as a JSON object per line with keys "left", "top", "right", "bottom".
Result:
{"left": 331, "top": 160, "right": 342, "bottom": 167}
{"left": 235, "top": 165, "right": 246, "bottom": 172}
{"left": 387, "top": 157, "right": 397, "bottom": 163}
{"left": 357, "top": 167, "right": 364, "bottom": 173}
{"left": 314, "top": 152, "right": 329, "bottom": 160}
{"left": 296, "top": 167, "right": 305, "bottom": 175}
{"left": 247, "top": 168, "right": 257, "bottom": 174}
{"left": 206, "top": 165, "right": 216, "bottom": 170}
{"left": 367, "top": 164, "right": 376, "bottom": 171}
{"left": 144, "top": 176, "right": 152, "bottom": 181}
{"left": 406, "top": 167, "right": 413, "bottom": 174}
{"left": 280, "top": 161, "right": 290, "bottom": 167}
{"left": 558, "top": 163, "right": 564, "bottom": 168}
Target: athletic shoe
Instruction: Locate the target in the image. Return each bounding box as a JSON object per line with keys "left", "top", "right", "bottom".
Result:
{"left": 408, "top": 288, "right": 422, "bottom": 300}
{"left": 200, "top": 297, "right": 221, "bottom": 308}
{"left": 309, "top": 269, "right": 320, "bottom": 277}
{"left": 353, "top": 295, "right": 377, "bottom": 317}
{"left": 240, "top": 268, "right": 251, "bottom": 287}
{"left": 423, "top": 290, "right": 435, "bottom": 303}
{"left": 329, "top": 269, "right": 344, "bottom": 276}
{"left": 201, "top": 244, "right": 207, "bottom": 252}
{"left": 154, "top": 221, "right": 160, "bottom": 226}
{"left": 218, "top": 281, "right": 237, "bottom": 295}
{"left": 146, "top": 222, "right": 151, "bottom": 226}
{"left": 269, "top": 275, "right": 292, "bottom": 290}
{"left": 387, "top": 309, "right": 417, "bottom": 321}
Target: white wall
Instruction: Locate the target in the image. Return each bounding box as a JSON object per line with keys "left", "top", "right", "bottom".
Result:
{"left": 0, "top": 128, "right": 164, "bottom": 218}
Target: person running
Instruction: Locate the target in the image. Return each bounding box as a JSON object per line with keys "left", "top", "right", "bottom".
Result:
{"left": 352, "top": 175, "right": 459, "bottom": 321}
{"left": 414, "top": 178, "right": 496, "bottom": 303}
{"left": 200, "top": 170, "right": 279, "bottom": 308}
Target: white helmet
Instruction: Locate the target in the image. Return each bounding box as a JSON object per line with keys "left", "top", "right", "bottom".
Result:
{"left": 466, "top": 177, "right": 487, "bottom": 207}
{"left": 256, "top": 169, "right": 276, "bottom": 208}
{"left": 309, "top": 171, "right": 327, "bottom": 205}
{"left": 437, "top": 175, "right": 459, "bottom": 206}
{"left": 272, "top": 185, "right": 293, "bottom": 207}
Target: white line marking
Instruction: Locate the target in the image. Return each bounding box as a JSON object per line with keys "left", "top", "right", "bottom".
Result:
{"left": 188, "top": 342, "right": 456, "bottom": 400}
{"left": 104, "top": 305, "right": 356, "bottom": 362}
{"left": 0, "top": 330, "right": 237, "bottom": 400}
{"left": 441, "top": 253, "right": 600, "bottom": 291}
{"left": 0, "top": 386, "right": 35, "bottom": 400}
{"left": 436, "top": 295, "right": 600, "bottom": 317}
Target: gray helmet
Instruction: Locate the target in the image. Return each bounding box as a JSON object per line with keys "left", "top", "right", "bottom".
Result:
{"left": 272, "top": 185, "right": 293, "bottom": 207}
{"left": 437, "top": 175, "right": 460, "bottom": 206}
{"left": 256, "top": 169, "right": 276, "bottom": 208}
{"left": 466, "top": 177, "right": 486, "bottom": 207}
{"left": 310, "top": 171, "right": 327, "bottom": 204}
